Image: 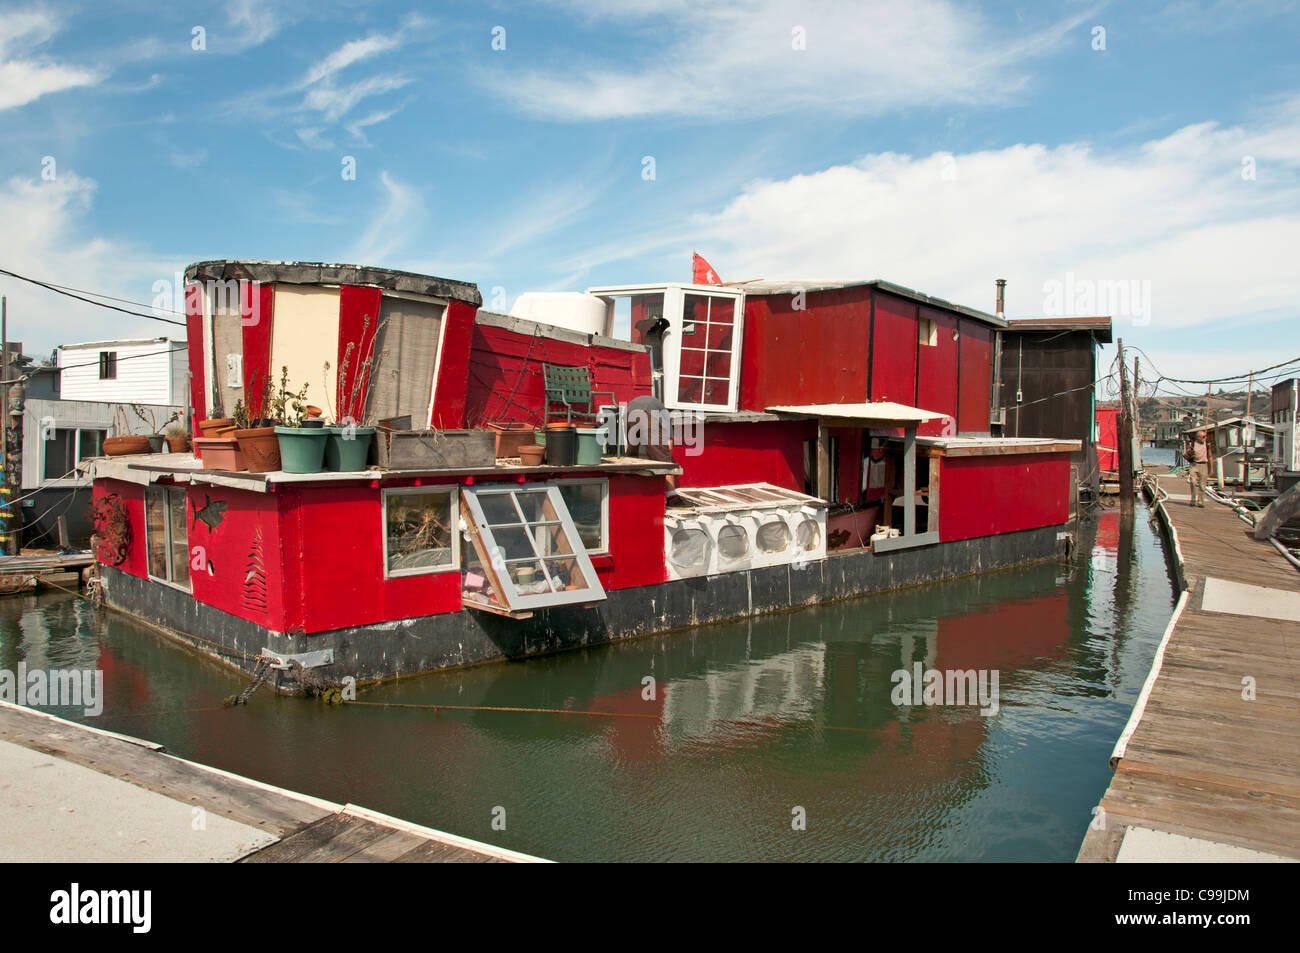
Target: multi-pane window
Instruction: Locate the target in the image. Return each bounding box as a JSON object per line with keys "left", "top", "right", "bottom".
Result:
{"left": 556, "top": 479, "right": 607, "bottom": 553}
{"left": 145, "top": 485, "right": 190, "bottom": 590}
{"left": 98, "top": 351, "right": 117, "bottom": 379}
{"left": 460, "top": 483, "right": 606, "bottom": 616}
{"left": 382, "top": 487, "right": 458, "bottom": 577}
{"left": 677, "top": 294, "right": 736, "bottom": 407}
{"left": 43, "top": 428, "right": 107, "bottom": 482}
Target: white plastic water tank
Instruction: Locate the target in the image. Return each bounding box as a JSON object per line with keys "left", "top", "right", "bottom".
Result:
{"left": 509, "top": 292, "right": 607, "bottom": 336}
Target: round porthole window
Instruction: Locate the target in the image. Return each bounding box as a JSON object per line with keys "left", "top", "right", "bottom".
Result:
{"left": 717, "top": 524, "right": 750, "bottom": 561}
{"left": 756, "top": 519, "right": 792, "bottom": 553}
{"left": 669, "top": 528, "right": 713, "bottom": 569}
{"left": 796, "top": 518, "right": 820, "bottom": 552}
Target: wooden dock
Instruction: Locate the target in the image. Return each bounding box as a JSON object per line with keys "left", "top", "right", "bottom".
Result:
{"left": 1079, "top": 468, "right": 1300, "bottom": 862}
{"left": 0, "top": 551, "right": 94, "bottom": 595}
{"left": 0, "top": 702, "right": 547, "bottom": 863}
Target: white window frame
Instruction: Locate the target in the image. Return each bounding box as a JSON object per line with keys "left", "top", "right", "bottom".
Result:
{"left": 381, "top": 485, "right": 461, "bottom": 579}
{"left": 555, "top": 477, "right": 609, "bottom": 555}
{"left": 587, "top": 283, "right": 744, "bottom": 413}
{"left": 460, "top": 482, "right": 607, "bottom": 614}
{"left": 41, "top": 425, "right": 108, "bottom": 487}
{"left": 145, "top": 484, "right": 191, "bottom": 592}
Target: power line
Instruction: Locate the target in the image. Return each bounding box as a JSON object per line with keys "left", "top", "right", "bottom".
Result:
{"left": 0, "top": 267, "right": 186, "bottom": 327}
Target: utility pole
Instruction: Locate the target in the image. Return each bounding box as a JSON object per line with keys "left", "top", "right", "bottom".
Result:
{"left": 1205, "top": 384, "right": 1211, "bottom": 428}
{"left": 0, "top": 296, "right": 10, "bottom": 554}
{"left": 1245, "top": 371, "right": 1254, "bottom": 420}
{"left": 1117, "top": 338, "right": 1134, "bottom": 514}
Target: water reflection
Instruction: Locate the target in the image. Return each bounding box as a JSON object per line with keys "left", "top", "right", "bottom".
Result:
{"left": 0, "top": 506, "right": 1174, "bottom": 862}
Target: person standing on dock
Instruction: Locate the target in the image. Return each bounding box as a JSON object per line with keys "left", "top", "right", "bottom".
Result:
{"left": 1185, "top": 428, "right": 1213, "bottom": 507}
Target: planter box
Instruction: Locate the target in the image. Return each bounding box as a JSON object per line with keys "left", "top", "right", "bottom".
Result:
{"left": 486, "top": 423, "right": 537, "bottom": 459}
{"left": 193, "top": 437, "right": 246, "bottom": 472}
{"left": 377, "top": 429, "right": 495, "bottom": 470}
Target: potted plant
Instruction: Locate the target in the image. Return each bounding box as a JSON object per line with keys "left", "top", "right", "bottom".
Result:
{"left": 232, "top": 375, "right": 283, "bottom": 473}
{"left": 164, "top": 421, "right": 190, "bottom": 454}
{"left": 323, "top": 315, "right": 381, "bottom": 471}
{"left": 127, "top": 405, "right": 179, "bottom": 452}
{"left": 272, "top": 366, "right": 328, "bottom": 473}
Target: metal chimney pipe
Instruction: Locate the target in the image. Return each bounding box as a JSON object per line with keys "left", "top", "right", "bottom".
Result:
{"left": 995, "top": 278, "right": 1006, "bottom": 318}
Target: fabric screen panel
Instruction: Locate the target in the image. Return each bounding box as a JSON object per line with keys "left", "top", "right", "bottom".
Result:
{"left": 365, "top": 297, "right": 444, "bottom": 425}
{"left": 211, "top": 309, "right": 245, "bottom": 419}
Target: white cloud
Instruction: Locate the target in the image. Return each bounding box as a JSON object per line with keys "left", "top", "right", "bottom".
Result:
{"left": 303, "top": 74, "right": 409, "bottom": 123}
{"left": 224, "top": 0, "right": 281, "bottom": 51}
{"left": 0, "top": 172, "right": 187, "bottom": 354}
{"left": 301, "top": 34, "right": 400, "bottom": 87}
{"left": 0, "top": 8, "right": 104, "bottom": 110}
{"left": 484, "top": 0, "right": 1087, "bottom": 120}
{"left": 346, "top": 171, "right": 424, "bottom": 264}
{"left": 684, "top": 98, "right": 1300, "bottom": 334}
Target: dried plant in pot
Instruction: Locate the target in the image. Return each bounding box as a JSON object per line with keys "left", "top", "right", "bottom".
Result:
{"left": 164, "top": 421, "right": 190, "bottom": 454}
{"left": 324, "top": 314, "right": 384, "bottom": 471}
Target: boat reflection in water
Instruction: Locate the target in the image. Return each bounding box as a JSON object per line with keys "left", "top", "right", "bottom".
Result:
{"left": 0, "top": 508, "right": 1173, "bottom": 862}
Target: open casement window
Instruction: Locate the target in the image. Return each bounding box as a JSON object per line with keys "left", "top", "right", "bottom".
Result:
{"left": 587, "top": 285, "right": 743, "bottom": 412}
{"left": 459, "top": 483, "right": 607, "bottom": 618}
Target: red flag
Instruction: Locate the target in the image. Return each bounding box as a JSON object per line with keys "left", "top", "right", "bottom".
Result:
{"left": 692, "top": 252, "right": 722, "bottom": 285}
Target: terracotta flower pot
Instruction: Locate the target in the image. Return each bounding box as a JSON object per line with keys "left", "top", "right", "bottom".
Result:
{"left": 198, "top": 417, "right": 235, "bottom": 436}
{"left": 234, "top": 426, "right": 282, "bottom": 473}
{"left": 103, "top": 435, "right": 152, "bottom": 456}
{"left": 518, "top": 444, "right": 545, "bottom": 466}
{"left": 166, "top": 435, "right": 191, "bottom": 453}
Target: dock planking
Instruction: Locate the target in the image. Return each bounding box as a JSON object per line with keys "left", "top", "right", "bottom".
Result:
{"left": 1079, "top": 469, "right": 1300, "bottom": 861}
{"left": 0, "top": 702, "right": 540, "bottom": 863}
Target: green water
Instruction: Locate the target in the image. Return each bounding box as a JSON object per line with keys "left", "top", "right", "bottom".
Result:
{"left": 1, "top": 505, "right": 1173, "bottom": 862}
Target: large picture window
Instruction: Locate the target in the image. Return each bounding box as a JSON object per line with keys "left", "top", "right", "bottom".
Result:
{"left": 460, "top": 483, "right": 607, "bottom": 617}
{"left": 382, "top": 487, "right": 458, "bottom": 577}
{"left": 42, "top": 427, "right": 106, "bottom": 482}
{"left": 145, "top": 485, "right": 190, "bottom": 590}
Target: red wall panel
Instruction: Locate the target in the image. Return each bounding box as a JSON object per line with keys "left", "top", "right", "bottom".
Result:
{"left": 938, "top": 453, "right": 1071, "bottom": 542}
{"left": 92, "top": 479, "right": 148, "bottom": 578}
{"left": 336, "top": 284, "right": 383, "bottom": 422}
{"left": 675, "top": 420, "right": 813, "bottom": 492}
{"left": 916, "top": 306, "right": 960, "bottom": 436}
{"left": 463, "top": 323, "right": 651, "bottom": 430}
{"left": 240, "top": 282, "right": 275, "bottom": 415}
{"left": 293, "top": 483, "right": 463, "bottom": 634}
{"left": 739, "top": 288, "right": 871, "bottom": 412}
{"left": 957, "top": 320, "right": 992, "bottom": 434}
{"left": 603, "top": 475, "right": 667, "bottom": 588}
{"left": 870, "top": 293, "right": 919, "bottom": 405}
{"left": 185, "top": 284, "right": 206, "bottom": 429}
{"left": 430, "top": 300, "right": 479, "bottom": 428}
{"left": 186, "top": 483, "right": 289, "bottom": 632}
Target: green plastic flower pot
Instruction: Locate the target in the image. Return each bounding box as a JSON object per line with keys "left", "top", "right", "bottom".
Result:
{"left": 324, "top": 426, "right": 375, "bottom": 472}
{"left": 274, "top": 426, "right": 328, "bottom": 473}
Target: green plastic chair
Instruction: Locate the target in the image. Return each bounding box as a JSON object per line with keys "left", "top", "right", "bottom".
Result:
{"left": 543, "top": 364, "right": 615, "bottom": 428}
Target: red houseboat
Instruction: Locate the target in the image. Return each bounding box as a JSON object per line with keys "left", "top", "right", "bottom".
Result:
{"left": 87, "top": 261, "right": 1082, "bottom": 689}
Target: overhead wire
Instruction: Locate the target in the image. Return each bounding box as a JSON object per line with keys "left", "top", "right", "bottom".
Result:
{"left": 0, "top": 266, "right": 186, "bottom": 327}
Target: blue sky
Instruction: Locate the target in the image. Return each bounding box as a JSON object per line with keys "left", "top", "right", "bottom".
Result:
{"left": 2, "top": 0, "right": 1298, "bottom": 396}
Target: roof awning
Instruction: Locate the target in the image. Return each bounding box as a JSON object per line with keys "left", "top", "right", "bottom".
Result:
{"left": 765, "top": 402, "right": 948, "bottom": 428}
